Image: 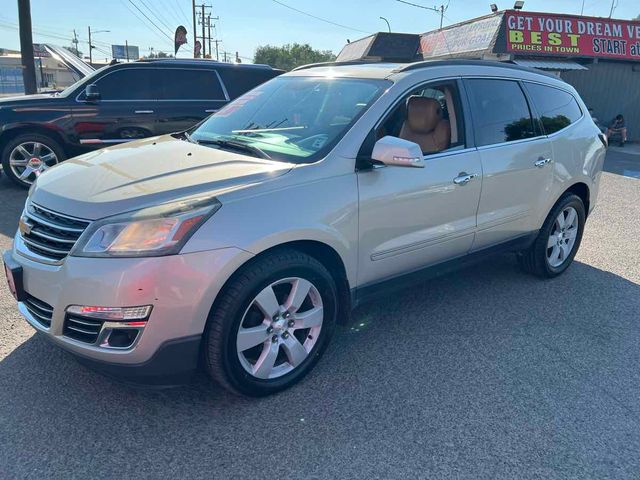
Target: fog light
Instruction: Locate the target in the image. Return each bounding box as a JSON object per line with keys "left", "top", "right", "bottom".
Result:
{"left": 107, "top": 329, "right": 140, "bottom": 348}
{"left": 66, "top": 305, "right": 152, "bottom": 321}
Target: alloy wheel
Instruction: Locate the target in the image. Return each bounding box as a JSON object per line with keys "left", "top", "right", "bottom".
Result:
{"left": 236, "top": 277, "right": 324, "bottom": 380}
{"left": 9, "top": 141, "right": 59, "bottom": 184}
{"left": 546, "top": 206, "right": 579, "bottom": 268}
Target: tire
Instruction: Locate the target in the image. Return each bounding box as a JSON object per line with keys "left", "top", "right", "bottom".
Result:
{"left": 204, "top": 249, "right": 338, "bottom": 396}
{"left": 1, "top": 133, "right": 66, "bottom": 188}
{"left": 518, "top": 193, "right": 586, "bottom": 278}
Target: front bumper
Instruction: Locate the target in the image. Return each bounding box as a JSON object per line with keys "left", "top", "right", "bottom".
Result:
{"left": 8, "top": 244, "right": 253, "bottom": 382}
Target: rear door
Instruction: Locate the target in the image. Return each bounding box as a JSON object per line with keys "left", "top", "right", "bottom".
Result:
{"left": 463, "top": 77, "right": 553, "bottom": 251}
{"left": 73, "top": 67, "right": 162, "bottom": 147}
{"left": 153, "top": 67, "right": 229, "bottom": 134}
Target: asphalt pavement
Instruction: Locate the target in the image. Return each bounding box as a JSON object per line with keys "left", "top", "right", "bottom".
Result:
{"left": 0, "top": 151, "right": 639, "bottom": 479}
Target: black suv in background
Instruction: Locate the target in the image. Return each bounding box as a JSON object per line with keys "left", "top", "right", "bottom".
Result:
{"left": 0, "top": 59, "right": 282, "bottom": 187}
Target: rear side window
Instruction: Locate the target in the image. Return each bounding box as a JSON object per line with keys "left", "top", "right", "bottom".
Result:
{"left": 218, "top": 68, "right": 280, "bottom": 99}
{"left": 465, "top": 79, "right": 536, "bottom": 147}
{"left": 94, "top": 69, "right": 157, "bottom": 100}
{"left": 158, "top": 69, "right": 226, "bottom": 100}
{"left": 524, "top": 83, "right": 582, "bottom": 135}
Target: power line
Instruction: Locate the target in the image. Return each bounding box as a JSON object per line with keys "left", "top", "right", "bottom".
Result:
{"left": 127, "top": 0, "right": 173, "bottom": 42}
{"left": 137, "top": 0, "right": 174, "bottom": 32}
{"left": 270, "top": 0, "right": 370, "bottom": 34}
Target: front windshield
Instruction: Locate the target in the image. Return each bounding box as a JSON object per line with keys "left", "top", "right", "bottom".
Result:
{"left": 191, "top": 76, "right": 390, "bottom": 163}
{"left": 58, "top": 65, "right": 110, "bottom": 96}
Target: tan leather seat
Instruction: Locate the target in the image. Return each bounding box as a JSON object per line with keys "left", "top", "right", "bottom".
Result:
{"left": 399, "top": 96, "right": 451, "bottom": 154}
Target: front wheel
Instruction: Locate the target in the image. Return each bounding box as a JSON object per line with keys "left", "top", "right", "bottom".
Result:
{"left": 518, "top": 193, "right": 586, "bottom": 278}
{"left": 204, "top": 249, "right": 337, "bottom": 396}
{"left": 1, "top": 134, "right": 65, "bottom": 188}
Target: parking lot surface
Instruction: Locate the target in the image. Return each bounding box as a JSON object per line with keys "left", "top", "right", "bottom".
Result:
{"left": 0, "top": 152, "right": 639, "bottom": 479}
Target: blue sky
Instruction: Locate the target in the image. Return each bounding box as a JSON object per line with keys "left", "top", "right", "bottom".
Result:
{"left": 0, "top": 0, "right": 638, "bottom": 61}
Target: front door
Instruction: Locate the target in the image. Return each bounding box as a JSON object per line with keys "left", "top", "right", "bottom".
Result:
{"left": 463, "top": 78, "right": 553, "bottom": 251}
{"left": 356, "top": 79, "right": 482, "bottom": 287}
{"left": 73, "top": 67, "right": 162, "bottom": 148}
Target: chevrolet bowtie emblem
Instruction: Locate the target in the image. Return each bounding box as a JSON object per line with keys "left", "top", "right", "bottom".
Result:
{"left": 18, "top": 218, "right": 32, "bottom": 236}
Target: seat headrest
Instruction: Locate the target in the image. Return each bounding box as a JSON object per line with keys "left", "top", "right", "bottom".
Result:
{"left": 406, "top": 96, "right": 443, "bottom": 133}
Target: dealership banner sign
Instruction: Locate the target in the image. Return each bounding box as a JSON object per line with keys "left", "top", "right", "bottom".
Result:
{"left": 501, "top": 10, "right": 640, "bottom": 60}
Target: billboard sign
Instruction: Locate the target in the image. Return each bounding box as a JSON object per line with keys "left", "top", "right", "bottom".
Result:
{"left": 500, "top": 10, "right": 640, "bottom": 60}
{"left": 420, "top": 14, "right": 503, "bottom": 58}
{"left": 111, "top": 44, "right": 140, "bottom": 60}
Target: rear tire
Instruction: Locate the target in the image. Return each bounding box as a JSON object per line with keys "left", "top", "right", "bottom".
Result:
{"left": 1, "top": 133, "right": 65, "bottom": 188}
{"left": 518, "top": 193, "right": 586, "bottom": 278}
{"left": 204, "top": 249, "right": 337, "bottom": 397}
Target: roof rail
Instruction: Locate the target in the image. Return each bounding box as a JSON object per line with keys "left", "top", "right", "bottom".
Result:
{"left": 292, "top": 60, "right": 393, "bottom": 71}
{"left": 392, "top": 59, "right": 557, "bottom": 78}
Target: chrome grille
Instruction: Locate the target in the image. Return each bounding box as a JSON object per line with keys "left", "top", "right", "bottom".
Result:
{"left": 24, "top": 295, "right": 54, "bottom": 328}
{"left": 21, "top": 203, "right": 90, "bottom": 261}
{"left": 63, "top": 314, "right": 104, "bottom": 344}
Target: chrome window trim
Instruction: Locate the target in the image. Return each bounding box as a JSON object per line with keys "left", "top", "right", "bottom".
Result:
{"left": 74, "top": 67, "right": 229, "bottom": 103}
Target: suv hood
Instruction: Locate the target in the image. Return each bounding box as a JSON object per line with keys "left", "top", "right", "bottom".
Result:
{"left": 32, "top": 135, "right": 294, "bottom": 220}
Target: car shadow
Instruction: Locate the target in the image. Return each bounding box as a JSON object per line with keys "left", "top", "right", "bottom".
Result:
{"left": 1, "top": 255, "right": 640, "bottom": 478}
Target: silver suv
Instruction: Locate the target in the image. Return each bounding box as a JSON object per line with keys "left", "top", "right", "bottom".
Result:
{"left": 4, "top": 60, "right": 606, "bottom": 396}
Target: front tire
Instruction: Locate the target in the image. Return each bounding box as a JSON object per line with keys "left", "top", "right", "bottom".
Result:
{"left": 1, "top": 133, "right": 65, "bottom": 188}
{"left": 518, "top": 193, "right": 586, "bottom": 278}
{"left": 204, "top": 249, "right": 337, "bottom": 396}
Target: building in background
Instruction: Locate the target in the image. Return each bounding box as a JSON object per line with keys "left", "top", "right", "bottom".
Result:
{"left": 418, "top": 10, "right": 640, "bottom": 140}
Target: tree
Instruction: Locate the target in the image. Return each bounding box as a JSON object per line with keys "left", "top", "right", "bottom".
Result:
{"left": 254, "top": 43, "right": 335, "bottom": 71}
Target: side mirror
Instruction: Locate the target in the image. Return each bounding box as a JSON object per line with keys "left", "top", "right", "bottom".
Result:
{"left": 84, "top": 84, "right": 101, "bottom": 102}
{"left": 371, "top": 136, "right": 424, "bottom": 168}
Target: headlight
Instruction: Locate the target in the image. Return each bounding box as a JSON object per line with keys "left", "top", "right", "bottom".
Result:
{"left": 71, "top": 196, "right": 221, "bottom": 257}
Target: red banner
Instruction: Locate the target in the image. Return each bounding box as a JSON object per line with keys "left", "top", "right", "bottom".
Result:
{"left": 502, "top": 10, "right": 640, "bottom": 60}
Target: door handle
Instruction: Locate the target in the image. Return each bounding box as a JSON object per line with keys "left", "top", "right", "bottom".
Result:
{"left": 134, "top": 110, "right": 154, "bottom": 114}
{"left": 453, "top": 173, "right": 478, "bottom": 186}
{"left": 534, "top": 157, "right": 552, "bottom": 168}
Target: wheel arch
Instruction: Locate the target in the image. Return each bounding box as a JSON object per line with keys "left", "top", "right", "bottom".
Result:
{"left": 207, "top": 240, "right": 353, "bottom": 327}
{"left": 0, "top": 125, "right": 68, "bottom": 155}
{"left": 563, "top": 182, "right": 590, "bottom": 217}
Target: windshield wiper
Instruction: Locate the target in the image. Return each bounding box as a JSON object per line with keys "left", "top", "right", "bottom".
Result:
{"left": 195, "top": 138, "right": 271, "bottom": 159}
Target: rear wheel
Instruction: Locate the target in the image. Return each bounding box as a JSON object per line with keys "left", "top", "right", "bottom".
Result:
{"left": 1, "top": 133, "right": 65, "bottom": 188}
{"left": 518, "top": 193, "right": 586, "bottom": 278}
{"left": 204, "top": 249, "right": 337, "bottom": 396}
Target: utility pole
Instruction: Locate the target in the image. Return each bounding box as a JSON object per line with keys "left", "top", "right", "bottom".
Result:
{"left": 213, "top": 39, "right": 221, "bottom": 61}
{"left": 192, "top": 0, "right": 197, "bottom": 57}
{"left": 17, "top": 0, "right": 37, "bottom": 94}
{"left": 125, "top": 39, "right": 129, "bottom": 62}
{"left": 439, "top": 4, "right": 445, "bottom": 29}
{"left": 72, "top": 29, "right": 80, "bottom": 56}
{"left": 88, "top": 26, "right": 93, "bottom": 64}
{"left": 201, "top": 4, "right": 206, "bottom": 58}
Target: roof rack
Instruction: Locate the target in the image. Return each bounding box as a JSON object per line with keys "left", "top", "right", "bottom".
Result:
{"left": 392, "top": 59, "right": 557, "bottom": 78}
{"left": 292, "top": 60, "right": 380, "bottom": 72}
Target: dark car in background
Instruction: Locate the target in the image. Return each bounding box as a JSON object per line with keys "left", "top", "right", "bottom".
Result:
{"left": 0, "top": 58, "right": 282, "bottom": 187}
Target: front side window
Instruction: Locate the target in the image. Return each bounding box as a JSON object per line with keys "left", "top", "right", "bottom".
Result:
{"left": 93, "top": 69, "right": 157, "bottom": 100}
{"left": 158, "top": 69, "right": 226, "bottom": 100}
{"left": 191, "top": 76, "right": 390, "bottom": 164}
{"left": 524, "top": 83, "right": 582, "bottom": 135}
{"left": 376, "top": 81, "right": 465, "bottom": 155}
{"left": 465, "top": 79, "right": 536, "bottom": 147}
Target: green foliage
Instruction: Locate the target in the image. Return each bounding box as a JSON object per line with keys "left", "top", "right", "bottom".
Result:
{"left": 253, "top": 43, "right": 335, "bottom": 71}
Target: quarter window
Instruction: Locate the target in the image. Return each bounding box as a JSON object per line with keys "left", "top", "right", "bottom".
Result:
{"left": 524, "top": 83, "right": 582, "bottom": 135}
{"left": 93, "top": 69, "right": 157, "bottom": 100}
{"left": 465, "top": 79, "right": 536, "bottom": 147}
{"left": 158, "top": 69, "right": 226, "bottom": 100}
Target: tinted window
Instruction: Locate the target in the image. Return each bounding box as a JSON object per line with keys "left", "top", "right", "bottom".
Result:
{"left": 525, "top": 83, "right": 582, "bottom": 134}
{"left": 466, "top": 79, "right": 536, "bottom": 146}
{"left": 218, "top": 68, "right": 280, "bottom": 99}
{"left": 94, "top": 69, "right": 156, "bottom": 100}
{"left": 158, "top": 69, "right": 226, "bottom": 100}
